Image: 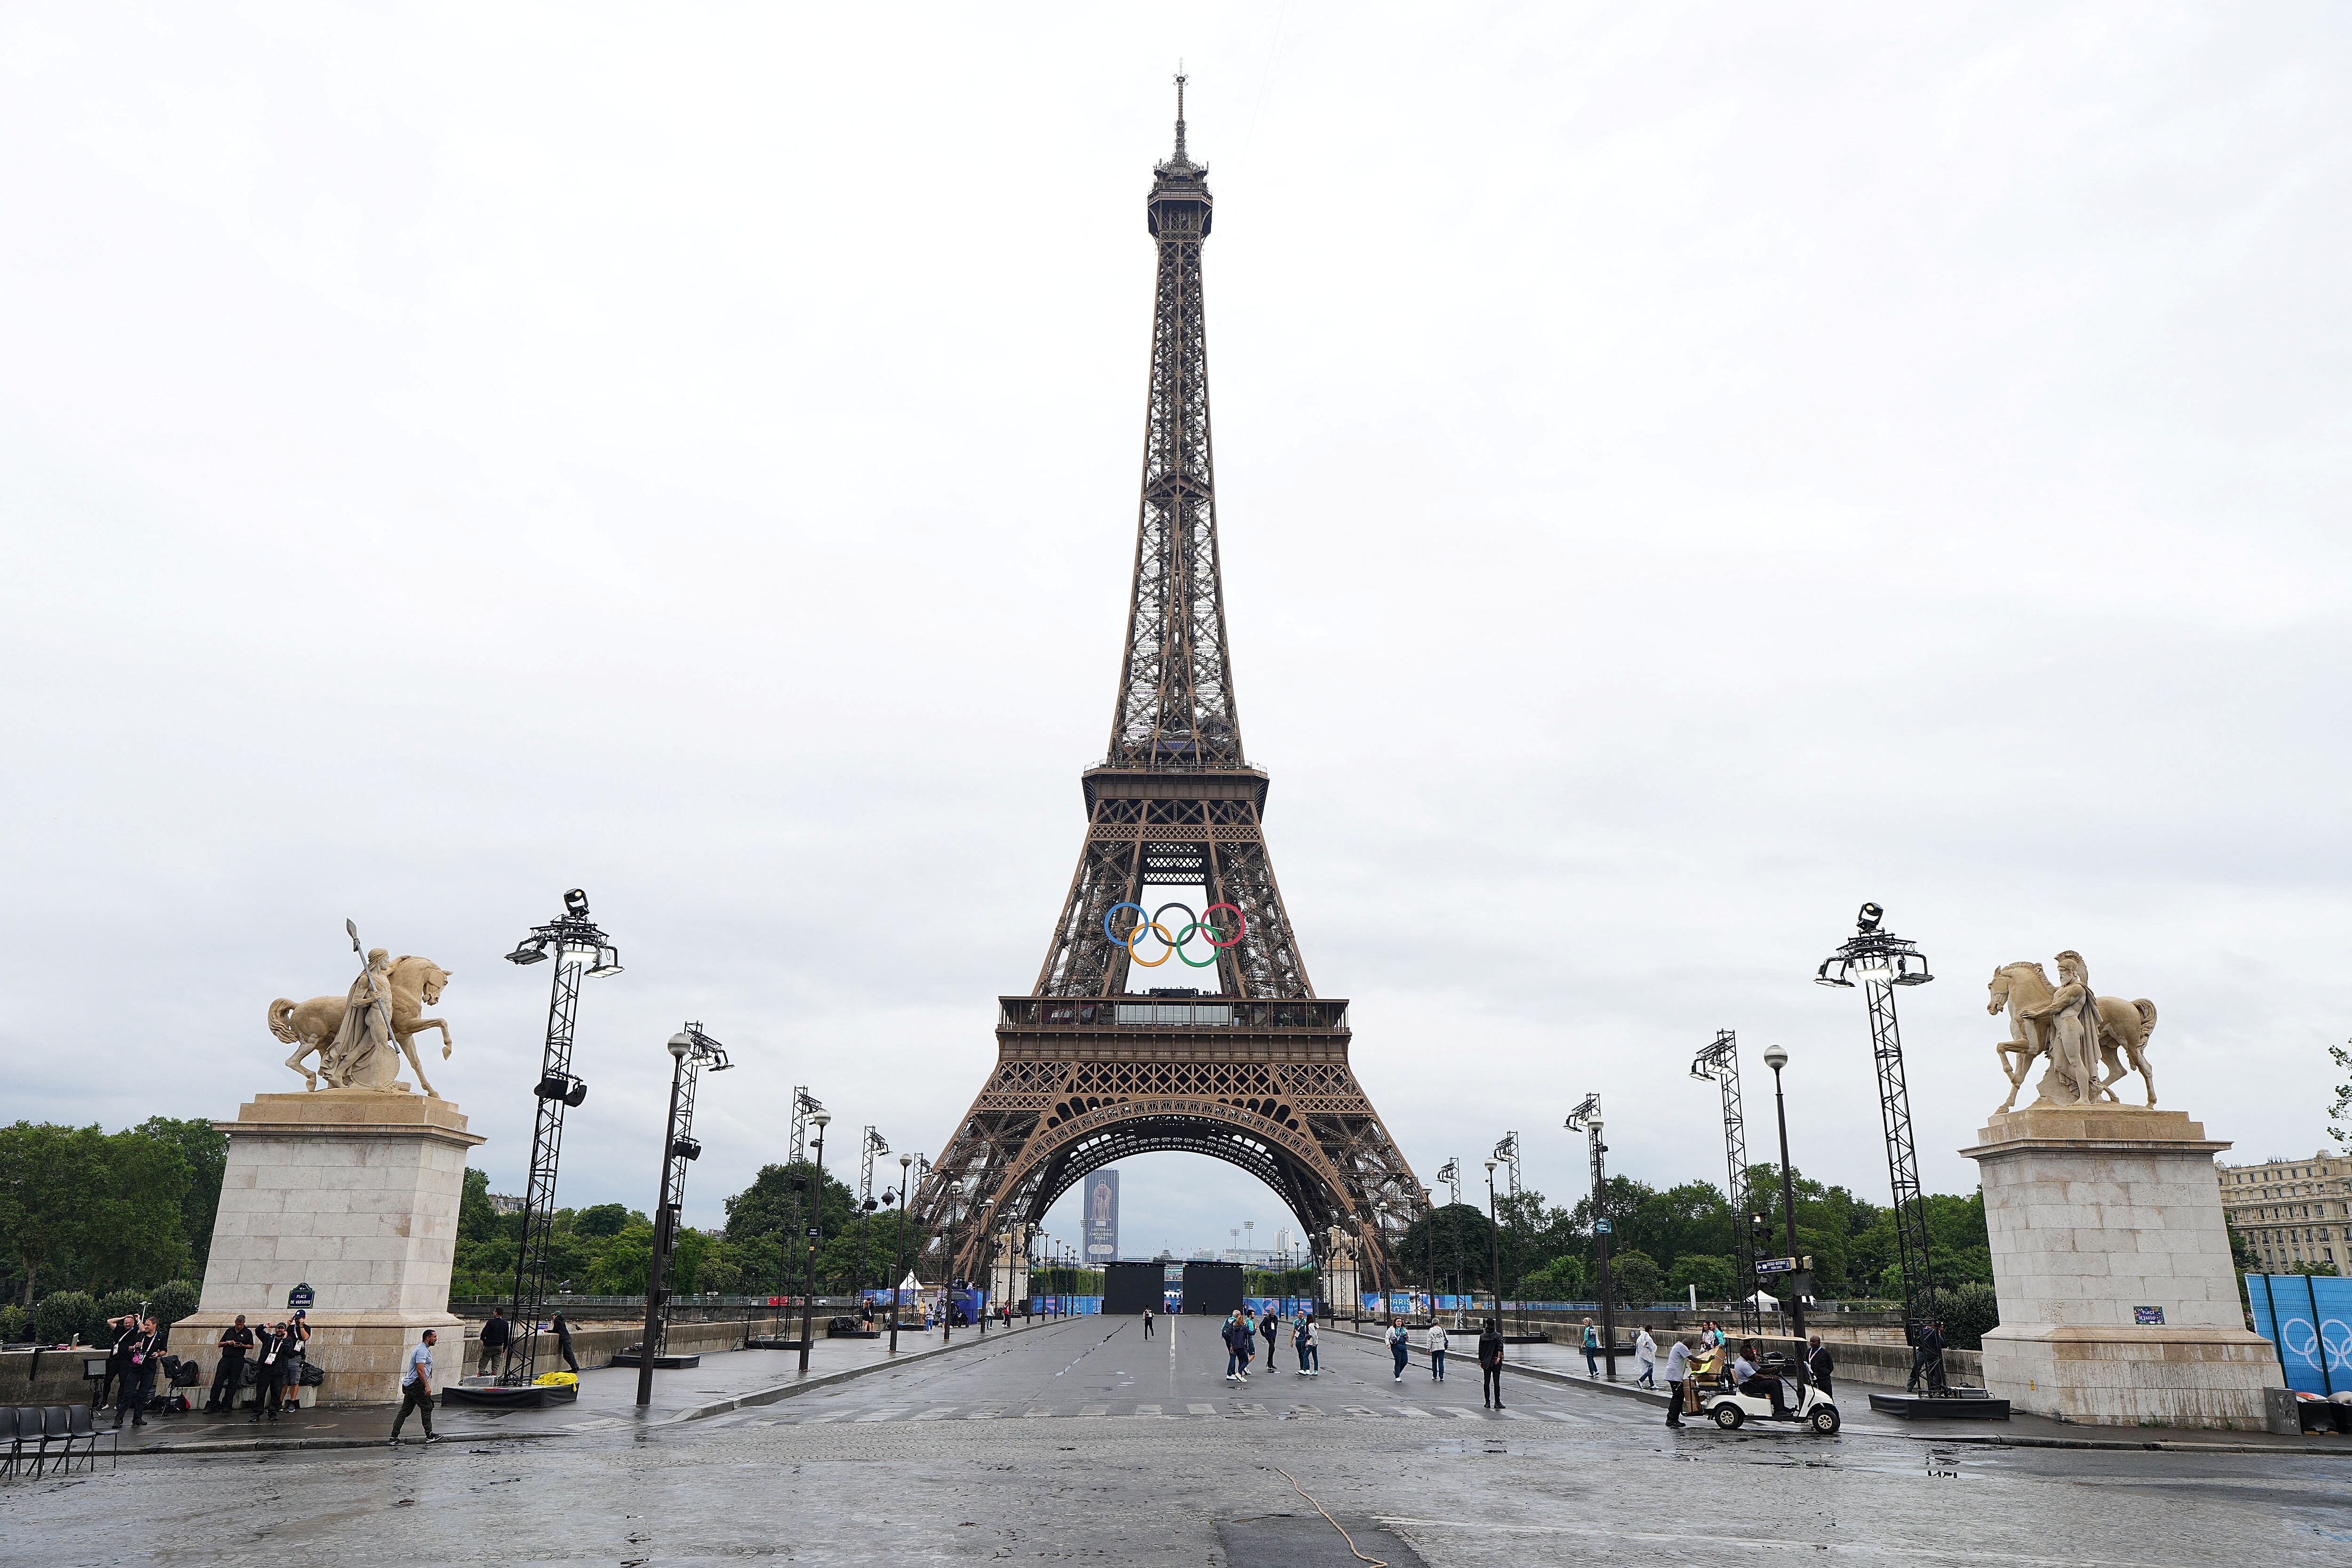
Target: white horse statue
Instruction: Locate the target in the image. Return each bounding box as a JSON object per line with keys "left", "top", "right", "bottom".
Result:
{"left": 270, "top": 956, "right": 455, "bottom": 1097}
{"left": 1987, "top": 958, "right": 2157, "bottom": 1113}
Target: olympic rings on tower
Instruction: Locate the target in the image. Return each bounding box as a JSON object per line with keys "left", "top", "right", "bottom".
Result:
{"left": 1103, "top": 901, "right": 1247, "bottom": 969}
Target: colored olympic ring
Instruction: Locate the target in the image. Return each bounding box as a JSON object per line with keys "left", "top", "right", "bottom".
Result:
{"left": 1104, "top": 901, "right": 1247, "bottom": 968}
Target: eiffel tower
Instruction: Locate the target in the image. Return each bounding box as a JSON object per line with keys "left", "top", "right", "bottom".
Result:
{"left": 914, "top": 80, "right": 1424, "bottom": 1306}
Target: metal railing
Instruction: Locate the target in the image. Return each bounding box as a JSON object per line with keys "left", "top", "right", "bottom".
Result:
{"left": 999, "top": 997, "right": 1348, "bottom": 1031}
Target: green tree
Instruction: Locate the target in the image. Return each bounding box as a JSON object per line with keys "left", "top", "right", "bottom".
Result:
{"left": 1609, "top": 1249, "right": 1665, "bottom": 1305}
{"left": 0, "top": 1122, "right": 105, "bottom": 1302}
{"left": 725, "top": 1162, "right": 857, "bottom": 1247}
{"left": 1519, "top": 1254, "right": 1586, "bottom": 1301}
{"left": 585, "top": 1223, "right": 655, "bottom": 1294}
{"left": 2226, "top": 1225, "right": 2260, "bottom": 1272}
{"left": 459, "top": 1166, "right": 499, "bottom": 1242}
{"left": 150, "top": 1279, "right": 199, "bottom": 1329}
{"left": 1669, "top": 1253, "right": 1736, "bottom": 1301}
{"left": 1926, "top": 1281, "right": 2000, "bottom": 1350}
{"left": 33, "top": 1290, "right": 98, "bottom": 1346}
{"left": 132, "top": 1116, "right": 228, "bottom": 1280}
{"left": 573, "top": 1203, "right": 633, "bottom": 1239}
{"left": 1398, "top": 1203, "right": 1498, "bottom": 1297}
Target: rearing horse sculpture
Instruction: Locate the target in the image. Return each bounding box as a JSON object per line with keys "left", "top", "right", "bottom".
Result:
{"left": 270, "top": 956, "right": 455, "bottom": 1097}
{"left": 1987, "top": 959, "right": 2157, "bottom": 1112}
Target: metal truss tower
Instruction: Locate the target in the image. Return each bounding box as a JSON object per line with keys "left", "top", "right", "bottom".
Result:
{"left": 914, "top": 79, "right": 1425, "bottom": 1294}
{"left": 1492, "top": 1133, "right": 1522, "bottom": 1199}
{"left": 1691, "top": 1029, "right": 1760, "bottom": 1337}
{"left": 1817, "top": 902, "right": 1939, "bottom": 1344}
{"left": 781, "top": 1086, "right": 824, "bottom": 1298}
{"left": 651, "top": 1023, "right": 731, "bottom": 1355}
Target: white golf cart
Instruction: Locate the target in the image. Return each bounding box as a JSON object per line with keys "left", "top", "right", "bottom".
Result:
{"left": 1699, "top": 1354, "right": 1841, "bottom": 1433}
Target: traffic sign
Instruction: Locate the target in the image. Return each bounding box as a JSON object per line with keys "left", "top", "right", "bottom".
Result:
{"left": 1594, "top": 1219, "right": 1613, "bottom": 1235}
{"left": 1755, "top": 1256, "right": 1796, "bottom": 1275}
{"left": 806, "top": 1226, "right": 822, "bottom": 1239}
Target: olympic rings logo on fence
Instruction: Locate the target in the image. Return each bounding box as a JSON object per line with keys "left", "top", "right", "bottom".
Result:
{"left": 1104, "top": 901, "right": 1247, "bottom": 969}
{"left": 2279, "top": 1316, "right": 2352, "bottom": 1371}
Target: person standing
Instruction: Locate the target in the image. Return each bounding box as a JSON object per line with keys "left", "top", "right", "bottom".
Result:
{"left": 1580, "top": 1318, "right": 1599, "bottom": 1377}
{"left": 1142, "top": 1305, "right": 1154, "bottom": 1340}
{"left": 110, "top": 1316, "right": 160, "bottom": 1430}
{"left": 208, "top": 1316, "right": 254, "bottom": 1414}
{"left": 1426, "top": 1320, "right": 1449, "bottom": 1383}
{"left": 1385, "top": 1318, "right": 1410, "bottom": 1382}
{"left": 98, "top": 1312, "right": 142, "bottom": 1412}
{"left": 1301, "top": 1314, "right": 1321, "bottom": 1375}
{"left": 550, "top": 1311, "right": 580, "bottom": 1374}
{"left": 1663, "top": 1334, "right": 1694, "bottom": 1427}
{"left": 479, "top": 1306, "right": 512, "bottom": 1377}
{"left": 1634, "top": 1326, "right": 1658, "bottom": 1389}
{"left": 1259, "top": 1308, "right": 1279, "bottom": 1370}
{"left": 389, "top": 1329, "right": 441, "bottom": 1444}
{"left": 1807, "top": 1334, "right": 1834, "bottom": 1400}
{"left": 249, "top": 1321, "right": 290, "bottom": 1421}
{"left": 1223, "top": 1311, "right": 1252, "bottom": 1381}
{"left": 1478, "top": 1316, "right": 1506, "bottom": 1410}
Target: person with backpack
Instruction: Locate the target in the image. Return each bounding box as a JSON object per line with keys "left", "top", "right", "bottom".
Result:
{"left": 1478, "top": 1316, "right": 1507, "bottom": 1410}
{"left": 1225, "top": 1310, "right": 1258, "bottom": 1380}
{"left": 1293, "top": 1314, "right": 1319, "bottom": 1375}
{"left": 1579, "top": 1317, "right": 1600, "bottom": 1376}
{"left": 1385, "top": 1318, "right": 1411, "bottom": 1381}
{"left": 1259, "top": 1308, "right": 1279, "bottom": 1369}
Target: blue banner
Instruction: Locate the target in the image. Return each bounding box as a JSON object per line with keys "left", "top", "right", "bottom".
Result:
{"left": 2247, "top": 1273, "right": 2352, "bottom": 1397}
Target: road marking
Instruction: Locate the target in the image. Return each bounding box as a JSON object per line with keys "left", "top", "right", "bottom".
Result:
{"left": 1535, "top": 1409, "right": 1584, "bottom": 1423}
{"left": 854, "top": 1409, "right": 907, "bottom": 1423}
{"left": 1079, "top": 1404, "right": 1110, "bottom": 1417}
{"left": 961, "top": 1410, "right": 999, "bottom": 1420}
{"left": 1134, "top": 1403, "right": 1162, "bottom": 1416}
{"left": 1342, "top": 1405, "right": 1375, "bottom": 1416}
{"left": 1392, "top": 1405, "right": 1432, "bottom": 1418}
{"left": 799, "top": 1411, "right": 851, "bottom": 1424}
{"left": 1437, "top": 1407, "right": 1478, "bottom": 1419}
{"left": 1286, "top": 1405, "right": 1325, "bottom": 1418}
{"left": 1021, "top": 1407, "right": 1053, "bottom": 1418}
{"left": 1186, "top": 1403, "right": 1217, "bottom": 1416}
{"left": 907, "top": 1407, "right": 955, "bottom": 1421}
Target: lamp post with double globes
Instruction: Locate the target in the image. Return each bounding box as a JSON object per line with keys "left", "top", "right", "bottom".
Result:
{"left": 797, "top": 1111, "right": 831, "bottom": 1374}
{"left": 977, "top": 1198, "right": 995, "bottom": 1335}
{"left": 1762, "top": 1043, "right": 1811, "bottom": 1396}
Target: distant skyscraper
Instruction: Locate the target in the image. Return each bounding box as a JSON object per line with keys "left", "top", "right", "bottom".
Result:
{"left": 1083, "top": 1169, "right": 1119, "bottom": 1264}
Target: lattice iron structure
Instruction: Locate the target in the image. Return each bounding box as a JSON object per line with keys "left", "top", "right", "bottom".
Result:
{"left": 781, "top": 1086, "right": 825, "bottom": 1297}
{"left": 1492, "top": 1132, "right": 1522, "bottom": 1199}
{"left": 649, "top": 1023, "right": 730, "bottom": 1355}
{"left": 1691, "top": 1029, "right": 1760, "bottom": 1337}
{"left": 914, "top": 81, "right": 1425, "bottom": 1297}
{"left": 497, "top": 888, "right": 621, "bottom": 1385}
{"left": 1816, "top": 902, "right": 1938, "bottom": 1344}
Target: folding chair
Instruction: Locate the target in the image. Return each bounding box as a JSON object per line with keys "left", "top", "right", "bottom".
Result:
{"left": 36, "top": 1407, "right": 74, "bottom": 1479}
{"left": 0, "top": 1407, "right": 22, "bottom": 1479}
{"left": 66, "top": 1403, "right": 114, "bottom": 1474}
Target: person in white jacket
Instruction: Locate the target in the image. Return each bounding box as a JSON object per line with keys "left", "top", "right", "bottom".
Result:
{"left": 1634, "top": 1326, "right": 1658, "bottom": 1389}
{"left": 1426, "top": 1322, "right": 1450, "bottom": 1382}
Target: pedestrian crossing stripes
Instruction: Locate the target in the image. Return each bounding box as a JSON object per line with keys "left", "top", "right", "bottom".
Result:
{"left": 731, "top": 1400, "right": 1628, "bottom": 1427}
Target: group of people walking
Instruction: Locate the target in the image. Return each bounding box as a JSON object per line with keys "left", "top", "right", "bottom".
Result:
{"left": 1388, "top": 1317, "right": 1510, "bottom": 1407}
{"left": 1220, "top": 1306, "right": 1320, "bottom": 1379}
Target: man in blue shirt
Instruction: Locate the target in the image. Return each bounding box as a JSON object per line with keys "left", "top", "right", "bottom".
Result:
{"left": 389, "top": 1329, "right": 441, "bottom": 1445}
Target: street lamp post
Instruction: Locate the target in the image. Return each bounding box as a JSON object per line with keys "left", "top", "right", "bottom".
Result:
{"left": 1422, "top": 1188, "right": 1436, "bottom": 1323}
{"left": 1483, "top": 1160, "right": 1503, "bottom": 1324}
{"left": 1565, "top": 1095, "right": 1614, "bottom": 1378}
{"left": 1762, "top": 1043, "right": 1810, "bottom": 1395}
{"left": 943, "top": 1178, "right": 964, "bottom": 1342}
{"left": 977, "top": 1199, "right": 995, "bottom": 1335}
{"left": 797, "top": 1111, "right": 831, "bottom": 1374}
{"left": 638, "top": 1031, "right": 691, "bottom": 1409}
{"left": 890, "top": 1153, "right": 913, "bottom": 1354}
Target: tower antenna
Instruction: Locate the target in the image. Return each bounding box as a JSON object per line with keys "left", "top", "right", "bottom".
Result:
{"left": 1173, "top": 65, "right": 1189, "bottom": 163}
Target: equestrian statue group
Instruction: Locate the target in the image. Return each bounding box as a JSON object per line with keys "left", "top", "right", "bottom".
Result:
{"left": 1987, "top": 950, "right": 2157, "bottom": 1114}
{"left": 270, "top": 919, "right": 456, "bottom": 1097}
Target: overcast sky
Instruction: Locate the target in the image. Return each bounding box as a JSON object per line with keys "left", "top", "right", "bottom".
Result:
{"left": 5, "top": 4, "right": 2349, "bottom": 1265}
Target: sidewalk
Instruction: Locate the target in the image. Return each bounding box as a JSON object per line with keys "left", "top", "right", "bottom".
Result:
{"left": 1335, "top": 1322, "right": 2352, "bottom": 1457}
{"left": 99, "top": 1316, "right": 1054, "bottom": 1457}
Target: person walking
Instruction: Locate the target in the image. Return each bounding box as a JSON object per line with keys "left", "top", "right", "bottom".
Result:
{"left": 1478, "top": 1316, "right": 1506, "bottom": 1410}
{"left": 110, "top": 1316, "right": 160, "bottom": 1430}
{"left": 1259, "top": 1308, "right": 1279, "bottom": 1370}
{"left": 1386, "top": 1318, "right": 1411, "bottom": 1382}
{"left": 1294, "top": 1314, "right": 1318, "bottom": 1375}
{"left": 1634, "top": 1326, "right": 1658, "bottom": 1389}
{"left": 1426, "top": 1321, "right": 1449, "bottom": 1383}
{"left": 389, "top": 1328, "right": 442, "bottom": 1444}
{"left": 1663, "top": 1334, "right": 1694, "bottom": 1427}
{"left": 479, "top": 1305, "right": 512, "bottom": 1377}
{"left": 1142, "top": 1305, "right": 1155, "bottom": 1340}
{"left": 1223, "top": 1310, "right": 1254, "bottom": 1381}
{"left": 208, "top": 1315, "right": 254, "bottom": 1414}
{"left": 1807, "top": 1334, "right": 1834, "bottom": 1400}
{"left": 550, "top": 1310, "right": 580, "bottom": 1374}
{"left": 1580, "top": 1318, "right": 1599, "bottom": 1377}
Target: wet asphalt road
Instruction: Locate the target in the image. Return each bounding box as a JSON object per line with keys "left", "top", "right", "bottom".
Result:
{"left": 5, "top": 1313, "right": 2349, "bottom": 1566}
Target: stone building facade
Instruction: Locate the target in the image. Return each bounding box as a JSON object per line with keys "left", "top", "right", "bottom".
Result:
{"left": 2217, "top": 1149, "right": 2348, "bottom": 1272}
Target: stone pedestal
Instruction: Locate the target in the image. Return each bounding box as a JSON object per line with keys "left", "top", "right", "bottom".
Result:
{"left": 178, "top": 1091, "right": 483, "bottom": 1406}
{"left": 1961, "top": 1106, "right": 2280, "bottom": 1429}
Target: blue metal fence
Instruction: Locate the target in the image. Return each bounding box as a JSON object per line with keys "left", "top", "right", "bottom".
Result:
{"left": 2247, "top": 1273, "right": 2351, "bottom": 1397}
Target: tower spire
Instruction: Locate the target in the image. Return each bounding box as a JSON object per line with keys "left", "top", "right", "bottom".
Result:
{"left": 1173, "top": 67, "right": 1188, "bottom": 164}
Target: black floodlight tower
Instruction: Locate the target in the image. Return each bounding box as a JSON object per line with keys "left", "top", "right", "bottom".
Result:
{"left": 1564, "top": 1094, "right": 1614, "bottom": 1376}
{"left": 1691, "top": 1030, "right": 1761, "bottom": 1337}
{"left": 1493, "top": 1133, "right": 1522, "bottom": 1199}
{"left": 855, "top": 1126, "right": 889, "bottom": 1306}
{"left": 1816, "top": 901, "right": 1938, "bottom": 1350}
{"left": 779, "top": 1086, "right": 824, "bottom": 1302}
{"left": 501, "top": 887, "right": 621, "bottom": 1384}
{"left": 1434, "top": 1158, "right": 1465, "bottom": 1306}
{"left": 637, "top": 1022, "right": 732, "bottom": 1406}
{"left": 890, "top": 1152, "right": 916, "bottom": 1353}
